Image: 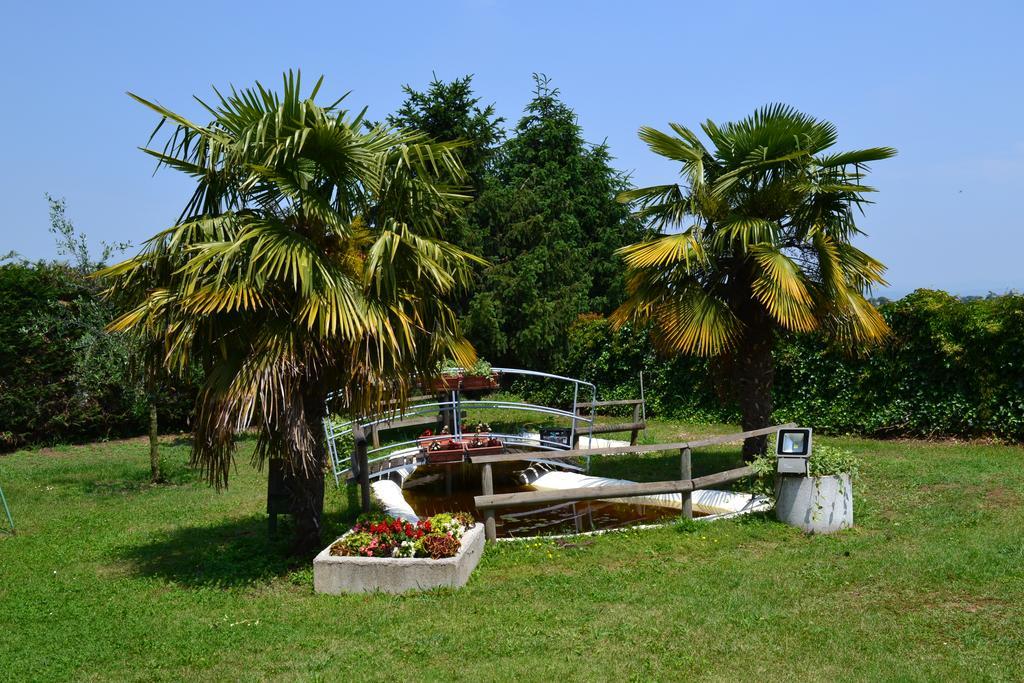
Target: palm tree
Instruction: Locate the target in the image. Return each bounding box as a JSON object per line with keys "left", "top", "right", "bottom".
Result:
{"left": 612, "top": 105, "right": 895, "bottom": 458}
{"left": 98, "top": 72, "right": 482, "bottom": 554}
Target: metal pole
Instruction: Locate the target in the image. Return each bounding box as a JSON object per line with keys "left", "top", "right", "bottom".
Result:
{"left": 0, "top": 482, "right": 14, "bottom": 534}
{"left": 569, "top": 381, "right": 579, "bottom": 447}
{"left": 323, "top": 417, "right": 341, "bottom": 487}
{"left": 451, "top": 389, "right": 459, "bottom": 437}
{"left": 680, "top": 447, "right": 693, "bottom": 520}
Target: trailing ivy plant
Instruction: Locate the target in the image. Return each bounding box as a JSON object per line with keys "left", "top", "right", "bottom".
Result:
{"left": 750, "top": 443, "right": 860, "bottom": 503}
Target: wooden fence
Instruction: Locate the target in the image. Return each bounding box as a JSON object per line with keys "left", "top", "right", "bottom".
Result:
{"left": 472, "top": 423, "right": 794, "bottom": 541}
{"left": 575, "top": 398, "right": 646, "bottom": 445}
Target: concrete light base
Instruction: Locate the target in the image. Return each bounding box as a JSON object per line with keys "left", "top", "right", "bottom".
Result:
{"left": 775, "top": 474, "right": 853, "bottom": 534}
{"left": 313, "top": 524, "right": 485, "bottom": 595}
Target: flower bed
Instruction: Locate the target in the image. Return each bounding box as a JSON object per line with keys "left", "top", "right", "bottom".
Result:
{"left": 329, "top": 512, "right": 474, "bottom": 559}
{"left": 314, "top": 513, "right": 485, "bottom": 594}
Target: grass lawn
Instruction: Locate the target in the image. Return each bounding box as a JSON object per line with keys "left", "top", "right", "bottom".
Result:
{"left": 1, "top": 421, "right": 1022, "bottom": 681}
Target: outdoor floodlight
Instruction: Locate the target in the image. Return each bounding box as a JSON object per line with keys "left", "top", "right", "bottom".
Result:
{"left": 776, "top": 427, "right": 812, "bottom": 476}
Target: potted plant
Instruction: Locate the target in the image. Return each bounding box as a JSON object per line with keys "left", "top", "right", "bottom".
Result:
{"left": 465, "top": 422, "right": 503, "bottom": 456}
{"left": 459, "top": 359, "right": 498, "bottom": 391}
{"left": 423, "top": 426, "right": 465, "bottom": 464}
{"left": 752, "top": 444, "right": 859, "bottom": 534}
{"left": 429, "top": 369, "right": 462, "bottom": 392}
{"left": 416, "top": 428, "right": 436, "bottom": 449}
{"left": 314, "top": 512, "right": 484, "bottom": 594}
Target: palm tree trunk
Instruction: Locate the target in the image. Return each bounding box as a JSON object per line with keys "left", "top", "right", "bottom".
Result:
{"left": 284, "top": 401, "right": 327, "bottom": 556}
{"left": 734, "top": 307, "right": 775, "bottom": 461}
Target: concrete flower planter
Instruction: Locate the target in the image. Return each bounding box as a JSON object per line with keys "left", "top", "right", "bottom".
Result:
{"left": 775, "top": 473, "right": 853, "bottom": 534}
{"left": 313, "top": 524, "right": 485, "bottom": 594}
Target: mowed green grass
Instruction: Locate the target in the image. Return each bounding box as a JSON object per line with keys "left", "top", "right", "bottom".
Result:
{"left": 1, "top": 424, "right": 1022, "bottom": 682}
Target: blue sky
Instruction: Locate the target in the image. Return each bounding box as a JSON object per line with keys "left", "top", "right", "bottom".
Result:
{"left": 2, "top": 0, "right": 1021, "bottom": 297}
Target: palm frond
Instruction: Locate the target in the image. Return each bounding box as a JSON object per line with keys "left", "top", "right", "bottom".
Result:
{"left": 750, "top": 246, "right": 817, "bottom": 332}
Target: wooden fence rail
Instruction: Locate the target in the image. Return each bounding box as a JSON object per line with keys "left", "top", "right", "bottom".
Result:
{"left": 474, "top": 423, "right": 794, "bottom": 541}
{"left": 574, "top": 399, "right": 646, "bottom": 445}
{"left": 468, "top": 423, "right": 793, "bottom": 465}
{"left": 575, "top": 399, "right": 645, "bottom": 408}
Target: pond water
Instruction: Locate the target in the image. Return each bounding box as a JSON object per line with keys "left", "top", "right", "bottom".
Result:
{"left": 400, "top": 461, "right": 696, "bottom": 538}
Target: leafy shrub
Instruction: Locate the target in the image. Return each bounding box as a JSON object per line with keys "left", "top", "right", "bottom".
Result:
{"left": 0, "top": 261, "right": 197, "bottom": 450}
{"left": 750, "top": 444, "right": 860, "bottom": 501}
{"left": 807, "top": 445, "right": 861, "bottom": 479}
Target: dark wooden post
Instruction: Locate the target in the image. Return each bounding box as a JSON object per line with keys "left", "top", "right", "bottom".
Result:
{"left": 630, "top": 402, "right": 641, "bottom": 445}
{"left": 354, "top": 425, "right": 371, "bottom": 514}
{"left": 481, "top": 463, "right": 496, "bottom": 541}
{"left": 680, "top": 447, "right": 693, "bottom": 520}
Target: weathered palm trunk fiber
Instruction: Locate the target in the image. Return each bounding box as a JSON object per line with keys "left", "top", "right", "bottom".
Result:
{"left": 286, "top": 401, "right": 328, "bottom": 556}
{"left": 734, "top": 306, "right": 775, "bottom": 461}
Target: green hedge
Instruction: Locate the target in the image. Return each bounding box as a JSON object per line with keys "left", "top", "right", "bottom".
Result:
{"left": 542, "top": 290, "right": 1024, "bottom": 442}
{"left": 0, "top": 261, "right": 196, "bottom": 451}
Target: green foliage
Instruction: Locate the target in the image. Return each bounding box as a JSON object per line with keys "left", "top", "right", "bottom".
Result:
{"left": 45, "top": 194, "right": 131, "bottom": 274}
{"left": 0, "top": 261, "right": 194, "bottom": 450}
{"left": 548, "top": 290, "right": 1024, "bottom": 442}
{"left": 807, "top": 444, "right": 861, "bottom": 479}
{"left": 466, "top": 357, "right": 493, "bottom": 377}
{"left": 523, "top": 314, "right": 731, "bottom": 422}
{"left": 386, "top": 74, "right": 504, "bottom": 256}
{"left": 614, "top": 105, "right": 895, "bottom": 357}
{"left": 467, "top": 75, "right": 647, "bottom": 369}
{"left": 773, "top": 290, "right": 1024, "bottom": 441}
{"left": 386, "top": 74, "right": 504, "bottom": 191}
{"left": 389, "top": 74, "right": 646, "bottom": 371}
{"left": 751, "top": 444, "right": 860, "bottom": 483}
{"left": 328, "top": 531, "right": 373, "bottom": 556}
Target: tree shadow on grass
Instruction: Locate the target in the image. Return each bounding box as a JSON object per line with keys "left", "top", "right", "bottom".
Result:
{"left": 117, "top": 515, "right": 299, "bottom": 588}
{"left": 81, "top": 458, "right": 202, "bottom": 495}
{"left": 118, "top": 507, "right": 352, "bottom": 589}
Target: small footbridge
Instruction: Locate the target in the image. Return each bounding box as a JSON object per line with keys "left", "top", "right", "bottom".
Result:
{"left": 323, "top": 368, "right": 646, "bottom": 486}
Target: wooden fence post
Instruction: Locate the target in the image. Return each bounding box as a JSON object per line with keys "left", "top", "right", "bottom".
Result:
{"left": 481, "top": 463, "right": 496, "bottom": 541}
{"left": 354, "top": 426, "right": 371, "bottom": 514}
{"left": 680, "top": 447, "right": 692, "bottom": 520}
{"left": 630, "top": 403, "right": 641, "bottom": 445}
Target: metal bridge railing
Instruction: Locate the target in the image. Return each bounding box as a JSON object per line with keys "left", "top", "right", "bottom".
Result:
{"left": 322, "top": 367, "right": 599, "bottom": 486}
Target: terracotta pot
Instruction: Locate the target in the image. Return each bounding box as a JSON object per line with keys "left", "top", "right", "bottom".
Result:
{"left": 465, "top": 443, "right": 503, "bottom": 456}
{"left": 425, "top": 445, "right": 466, "bottom": 464}
{"left": 429, "top": 376, "right": 462, "bottom": 392}
{"left": 459, "top": 374, "right": 498, "bottom": 391}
